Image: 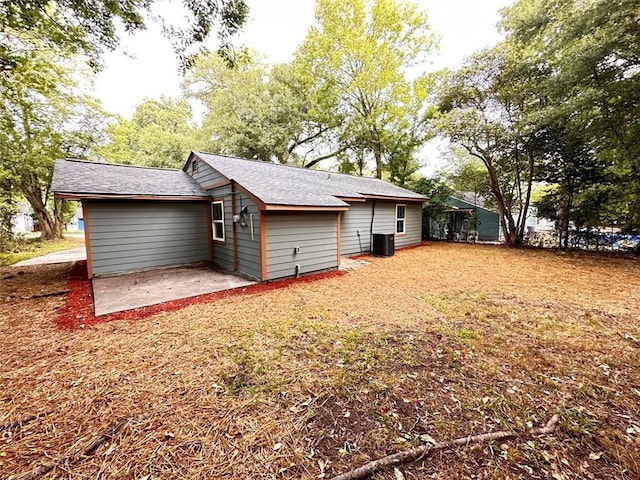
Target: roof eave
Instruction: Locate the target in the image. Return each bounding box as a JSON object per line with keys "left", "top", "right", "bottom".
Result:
{"left": 360, "top": 194, "right": 427, "bottom": 202}
{"left": 54, "top": 192, "right": 211, "bottom": 201}
{"left": 263, "top": 204, "right": 349, "bottom": 212}
{"left": 335, "top": 196, "right": 367, "bottom": 203}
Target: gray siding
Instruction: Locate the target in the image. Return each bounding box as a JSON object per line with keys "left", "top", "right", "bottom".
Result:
{"left": 189, "top": 159, "right": 262, "bottom": 280}
{"left": 208, "top": 185, "right": 261, "bottom": 280}
{"left": 372, "top": 202, "right": 422, "bottom": 248}
{"left": 86, "top": 201, "right": 209, "bottom": 276}
{"left": 340, "top": 202, "right": 373, "bottom": 255}
{"left": 189, "top": 157, "right": 228, "bottom": 187}
{"left": 210, "top": 185, "right": 234, "bottom": 271}
{"left": 341, "top": 200, "right": 423, "bottom": 254}
{"left": 235, "top": 192, "right": 261, "bottom": 279}
{"left": 398, "top": 203, "right": 423, "bottom": 247}
{"left": 265, "top": 213, "right": 338, "bottom": 280}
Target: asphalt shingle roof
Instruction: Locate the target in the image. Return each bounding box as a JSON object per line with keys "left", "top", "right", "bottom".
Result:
{"left": 52, "top": 159, "right": 209, "bottom": 198}
{"left": 194, "top": 152, "right": 426, "bottom": 207}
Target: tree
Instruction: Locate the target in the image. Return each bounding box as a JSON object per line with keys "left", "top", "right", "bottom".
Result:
{"left": 501, "top": 0, "right": 640, "bottom": 232}
{"left": 1, "top": 0, "right": 248, "bottom": 72}
{"left": 0, "top": 176, "right": 16, "bottom": 245}
{"left": 184, "top": 53, "right": 340, "bottom": 166}
{"left": 435, "top": 45, "right": 538, "bottom": 246}
{"left": 412, "top": 176, "right": 452, "bottom": 240}
{"left": 96, "top": 97, "right": 200, "bottom": 168}
{"left": 531, "top": 121, "right": 609, "bottom": 247}
{"left": 444, "top": 154, "right": 493, "bottom": 207}
{"left": 413, "top": 177, "right": 452, "bottom": 212}
{"left": 294, "top": 0, "right": 437, "bottom": 178}
{"left": 0, "top": 53, "right": 104, "bottom": 240}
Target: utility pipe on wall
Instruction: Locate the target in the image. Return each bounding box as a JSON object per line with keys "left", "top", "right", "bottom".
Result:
{"left": 369, "top": 200, "right": 376, "bottom": 252}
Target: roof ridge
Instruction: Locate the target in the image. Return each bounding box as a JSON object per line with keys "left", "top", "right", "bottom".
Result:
{"left": 60, "top": 158, "right": 182, "bottom": 172}
{"left": 194, "top": 151, "right": 392, "bottom": 183}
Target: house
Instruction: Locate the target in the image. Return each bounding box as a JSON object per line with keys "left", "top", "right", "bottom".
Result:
{"left": 425, "top": 194, "right": 501, "bottom": 242}
{"left": 52, "top": 152, "right": 427, "bottom": 279}
{"left": 72, "top": 206, "right": 84, "bottom": 232}
{"left": 11, "top": 202, "right": 34, "bottom": 234}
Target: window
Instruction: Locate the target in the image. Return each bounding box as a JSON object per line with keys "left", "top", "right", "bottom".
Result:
{"left": 212, "top": 201, "right": 225, "bottom": 241}
{"left": 396, "top": 204, "right": 406, "bottom": 234}
{"left": 191, "top": 158, "right": 198, "bottom": 174}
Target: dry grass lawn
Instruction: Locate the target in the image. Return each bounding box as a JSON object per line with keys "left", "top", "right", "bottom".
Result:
{"left": 1, "top": 243, "right": 640, "bottom": 479}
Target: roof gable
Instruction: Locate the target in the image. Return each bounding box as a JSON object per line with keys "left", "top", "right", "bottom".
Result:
{"left": 191, "top": 152, "right": 426, "bottom": 208}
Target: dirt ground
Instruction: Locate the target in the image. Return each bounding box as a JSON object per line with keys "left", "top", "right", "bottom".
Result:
{"left": 1, "top": 243, "right": 640, "bottom": 479}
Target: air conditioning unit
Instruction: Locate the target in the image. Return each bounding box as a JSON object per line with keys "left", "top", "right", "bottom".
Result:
{"left": 372, "top": 233, "right": 395, "bottom": 257}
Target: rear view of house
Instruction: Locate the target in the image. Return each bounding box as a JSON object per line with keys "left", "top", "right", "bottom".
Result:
{"left": 52, "top": 152, "right": 426, "bottom": 280}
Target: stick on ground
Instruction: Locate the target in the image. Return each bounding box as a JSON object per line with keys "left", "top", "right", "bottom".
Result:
{"left": 21, "top": 290, "right": 68, "bottom": 300}
{"left": 10, "top": 414, "right": 149, "bottom": 480}
{"left": 329, "top": 414, "right": 560, "bottom": 480}
{"left": 0, "top": 411, "right": 53, "bottom": 432}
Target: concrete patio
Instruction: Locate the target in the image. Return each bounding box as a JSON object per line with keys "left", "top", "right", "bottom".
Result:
{"left": 92, "top": 264, "right": 256, "bottom": 316}
{"left": 13, "top": 247, "right": 367, "bottom": 317}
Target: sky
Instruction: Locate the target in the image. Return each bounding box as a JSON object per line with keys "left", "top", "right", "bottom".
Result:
{"left": 94, "top": 0, "right": 513, "bottom": 173}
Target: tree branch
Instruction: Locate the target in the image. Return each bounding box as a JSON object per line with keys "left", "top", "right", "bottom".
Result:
{"left": 329, "top": 415, "right": 560, "bottom": 480}
{"left": 288, "top": 126, "right": 333, "bottom": 154}
{"left": 304, "top": 146, "right": 349, "bottom": 169}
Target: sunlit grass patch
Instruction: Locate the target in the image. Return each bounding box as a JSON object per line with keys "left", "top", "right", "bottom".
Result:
{"left": 0, "top": 235, "right": 83, "bottom": 266}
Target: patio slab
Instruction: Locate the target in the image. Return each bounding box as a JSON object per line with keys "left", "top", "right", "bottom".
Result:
{"left": 92, "top": 264, "right": 256, "bottom": 316}
{"left": 339, "top": 256, "right": 370, "bottom": 270}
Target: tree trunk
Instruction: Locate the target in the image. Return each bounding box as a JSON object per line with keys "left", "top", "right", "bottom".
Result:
{"left": 515, "top": 151, "right": 535, "bottom": 245}
{"left": 559, "top": 186, "right": 573, "bottom": 249}
{"left": 485, "top": 161, "right": 514, "bottom": 247}
{"left": 373, "top": 143, "right": 383, "bottom": 179}
{"left": 22, "top": 190, "right": 62, "bottom": 240}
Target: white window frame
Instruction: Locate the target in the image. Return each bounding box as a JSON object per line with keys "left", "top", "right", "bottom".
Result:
{"left": 212, "top": 200, "right": 225, "bottom": 242}
{"left": 191, "top": 158, "right": 198, "bottom": 174}
{"left": 396, "top": 204, "right": 406, "bottom": 235}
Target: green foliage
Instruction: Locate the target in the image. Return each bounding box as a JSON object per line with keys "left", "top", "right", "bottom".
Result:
{"left": 446, "top": 157, "right": 493, "bottom": 206}
{"left": 0, "top": 200, "right": 16, "bottom": 246}
{"left": 457, "top": 328, "right": 481, "bottom": 346}
{"left": 0, "top": 235, "right": 83, "bottom": 266}
{"left": 0, "top": 0, "right": 248, "bottom": 71}
{"left": 294, "top": 0, "right": 437, "bottom": 178}
{"left": 501, "top": 0, "right": 640, "bottom": 234}
{"left": 183, "top": 53, "right": 329, "bottom": 165}
{"left": 184, "top": 0, "right": 438, "bottom": 180}
{"left": 96, "top": 97, "right": 200, "bottom": 168}
{"left": 412, "top": 176, "right": 453, "bottom": 240}
{"left": 0, "top": 52, "right": 105, "bottom": 240}
{"left": 412, "top": 177, "right": 452, "bottom": 216}
{"left": 438, "top": 0, "right": 640, "bottom": 244}
{"left": 435, "top": 44, "right": 537, "bottom": 246}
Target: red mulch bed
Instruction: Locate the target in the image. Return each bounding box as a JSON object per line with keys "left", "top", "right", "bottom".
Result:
{"left": 55, "top": 261, "right": 347, "bottom": 330}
